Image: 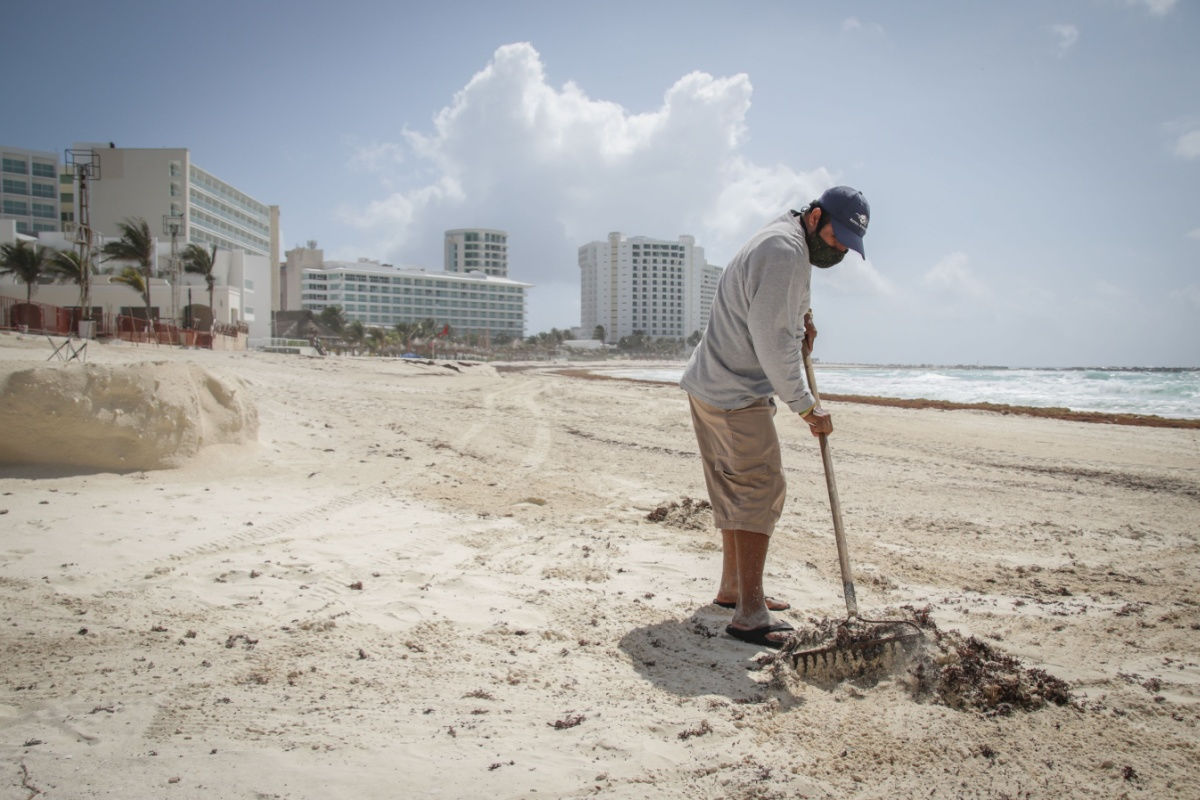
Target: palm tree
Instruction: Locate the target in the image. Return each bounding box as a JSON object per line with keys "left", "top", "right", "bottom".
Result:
{"left": 345, "top": 320, "right": 365, "bottom": 354}
{"left": 110, "top": 267, "right": 149, "bottom": 331}
{"left": 101, "top": 217, "right": 155, "bottom": 323}
{"left": 0, "top": 240, "right": 52, "bottom": 303}
{"left": 181, "top": 243, "right": 217, "bottom": 322}
{"left": 393, "top": 320, "right": 414, "bottom": 351}
{"left": 48, "top": 249, "right": 95, "bottom": 308}
{"left": 366, "top": 326, "right": 386, "bottom": 354}
{"left": 318, "top": 305, "right": 346, "bottom": 334}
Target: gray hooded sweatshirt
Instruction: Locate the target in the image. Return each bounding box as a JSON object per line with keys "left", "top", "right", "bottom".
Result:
{"left": 680, "top": 210, "right": 815, "bottom": 414}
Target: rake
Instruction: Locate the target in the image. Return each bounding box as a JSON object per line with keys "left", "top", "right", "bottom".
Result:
{"left": 781, "top": 334, "right": 923, "bottom": 675}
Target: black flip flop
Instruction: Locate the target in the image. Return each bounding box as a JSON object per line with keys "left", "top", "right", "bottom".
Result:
{"left": 725, "top": 621, "right": 795, "bottom": 649}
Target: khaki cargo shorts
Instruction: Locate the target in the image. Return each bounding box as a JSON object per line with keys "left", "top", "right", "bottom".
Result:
{"left": 687, "top": 393, "right": 785, "bottom": 536}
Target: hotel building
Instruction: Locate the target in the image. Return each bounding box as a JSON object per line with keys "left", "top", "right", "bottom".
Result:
{"left": 294, "top": 246, "right": 529, "bottom": 340}
{"left": 1, "top": 146, "right": 62, "bottom": 236}
{"left": 444, "top": 228, "right": 508, "bottom": 277}
{"left": 0, "top": 144, "right": 276, "bottom": 340}
{"left": 579, "top": 232, "right": 722, "bottom": 343}
{"left": 71, "top": 145, "right": 278, "bottom": 261}
{"left": 65, "top": 145, "right": 281, "bottom": 331}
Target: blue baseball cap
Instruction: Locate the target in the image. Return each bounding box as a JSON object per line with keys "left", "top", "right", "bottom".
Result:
{"left": 817, "top": 186, "right": 870, "bottom": 259}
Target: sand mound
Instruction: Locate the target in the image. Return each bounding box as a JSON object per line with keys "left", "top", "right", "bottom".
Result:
{"left": 0, "top": 360, "right": 257, "bottom": 471}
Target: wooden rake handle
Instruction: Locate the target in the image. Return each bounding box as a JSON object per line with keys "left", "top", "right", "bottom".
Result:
{"left": 801, "top": 340, "right": 859, "bottom": 618}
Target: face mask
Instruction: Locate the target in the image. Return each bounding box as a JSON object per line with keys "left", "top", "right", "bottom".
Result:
{"left": 806, "top": 219, "right": 846, "bottom": 269}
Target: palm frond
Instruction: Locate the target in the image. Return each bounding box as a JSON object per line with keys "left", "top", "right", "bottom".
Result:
{"left": 0, "top": 241, "right": 52, "bottom": 302}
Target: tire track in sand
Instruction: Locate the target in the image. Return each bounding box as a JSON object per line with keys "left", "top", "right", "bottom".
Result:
{"left": 103, "top": 483, "right": 395, "bottom": 590}
{"left": 451, "top": 375, "right": 553, "bottom": 472}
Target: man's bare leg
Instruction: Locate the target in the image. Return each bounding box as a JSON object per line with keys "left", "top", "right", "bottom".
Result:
{"left": 718, "top": 529, "right": 790, "bottom": 645}
{"left": 714, "top": 529, "right": 790, "bottom": 611}
{"left": 716, "top": 529, "right": 740, "bottom": 602}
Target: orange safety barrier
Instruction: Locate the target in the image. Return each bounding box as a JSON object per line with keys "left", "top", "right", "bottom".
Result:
{"left": 2, "top": 295, "right": 245, "bottom": 349}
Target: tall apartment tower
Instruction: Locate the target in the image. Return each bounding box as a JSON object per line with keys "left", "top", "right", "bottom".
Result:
{"left": 1, "top": 146, "right": 61, "bottom": 236}
{"left": 444, "top": 228, "right": 507, "bottom": 277}
{"left": 578, "top": 232, "right": 722, "bottom": 343}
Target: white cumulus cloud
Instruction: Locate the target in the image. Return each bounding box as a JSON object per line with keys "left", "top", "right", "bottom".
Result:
{"left": 1050, "top": 24, "right": 1080, "bottom": 57}
{"left": 1174, "top": 129, "right": 1200, "bottom": 160}
{"left": 1126, "top": 0, "right": 1177, "bottom": 15}
{"left": 347, "top": 140, "right": 407, "bottom": 173}
{"left": 1172, "top": 284, "right": 1200, "bottom": 309}
{"left": 825, "top": 258, "right": 895, "bottom": 297}
{"left": 343, "top": 42, "right": 841, "bottom": 328}
{"left": 841, "top": 16, "right": 885, "bottom": 36}
{"left": 923, "top": 252, "right": 990, "bottom": 300}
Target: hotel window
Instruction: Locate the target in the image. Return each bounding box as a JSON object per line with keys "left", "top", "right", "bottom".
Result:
{"left": 2, "top": 158, "right": 26, "bottom": 174}
{"left": 31, "top": 162, "right": 56, "bottom": 179}
{"left": 3, "top": 178, "right": 28, "bottom": 194}
{"left": 31, "top": 182, "right": 56, "bottom": 199}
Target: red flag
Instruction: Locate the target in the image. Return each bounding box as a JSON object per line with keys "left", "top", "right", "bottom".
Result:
{"left": 438, "top": 324, "right": 449, "bottom": 337}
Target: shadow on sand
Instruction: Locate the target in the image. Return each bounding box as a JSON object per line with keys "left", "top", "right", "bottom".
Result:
{"left": 617, "top": 609, "right": 803, "bottom": 708}
{"left": 0, "top": 464, "right": 138, "bottom": 480}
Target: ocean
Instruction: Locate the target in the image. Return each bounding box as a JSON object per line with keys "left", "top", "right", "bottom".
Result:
{"left": 593, "top": 364, "right": 1200, "bottom": 420}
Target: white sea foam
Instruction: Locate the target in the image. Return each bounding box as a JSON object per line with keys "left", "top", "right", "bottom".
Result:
{"left": 598, "top": 364, "right": 1200, "bottom": 419}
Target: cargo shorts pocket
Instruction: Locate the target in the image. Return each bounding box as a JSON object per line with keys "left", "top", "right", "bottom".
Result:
{"left": 710, "top": 456, "right": 782, "bottom": 525}
{"left": 716, "top": 457, "right": 772, "bottom": 490}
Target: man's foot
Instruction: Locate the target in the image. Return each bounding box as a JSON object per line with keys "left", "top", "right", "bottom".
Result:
{"left": 725, "top": 621, "right": 795, "bottom": 649}
{"left": 713, "top": 596, "right": 791, "bottom": 611}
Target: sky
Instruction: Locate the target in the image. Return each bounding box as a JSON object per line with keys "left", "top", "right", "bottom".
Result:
{"left": 3, "top": 0, "right": 1197, "bottom": 366}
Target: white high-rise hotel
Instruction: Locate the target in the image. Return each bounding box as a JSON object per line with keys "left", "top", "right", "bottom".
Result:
{"left": 444, "top": 228, "right": 507, "bottom": 277}
{"left": 579, "top": 232, "right": 722, "bottom": 343}
{"left": 292, "top": 228, "right": 529, "bottom": 339}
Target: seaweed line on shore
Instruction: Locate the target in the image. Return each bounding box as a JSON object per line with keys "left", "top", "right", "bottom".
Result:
{"left": 536, "top": 367, "right": 1200, "bottom": 429}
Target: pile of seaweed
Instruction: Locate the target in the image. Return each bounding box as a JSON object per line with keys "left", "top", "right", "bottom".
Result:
{"left": 770, "top": 607, "right": 1075, "bottom": 716}
{"left": 645, "top": 497, "right": 713, "bottom": 530}
{"left": 908, "top": 622, "right": 1073, "bottom": 715}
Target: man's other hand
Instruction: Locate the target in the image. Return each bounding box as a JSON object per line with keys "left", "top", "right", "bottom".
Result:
{"left": 802, "top": 407, "right": 833, "bottom": 437}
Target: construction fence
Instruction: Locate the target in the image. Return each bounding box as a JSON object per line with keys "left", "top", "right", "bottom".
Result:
{"left": 0, "top": 296, "right": 247, "bottom": 349}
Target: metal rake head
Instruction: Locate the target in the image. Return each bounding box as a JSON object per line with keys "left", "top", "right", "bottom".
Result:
{"left": 782, "top": 619, "right": 925, "bottom": 679}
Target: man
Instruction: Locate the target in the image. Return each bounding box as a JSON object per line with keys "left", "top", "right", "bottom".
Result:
{"left": 680, "top": 185, "right": 870, "bottom": 649}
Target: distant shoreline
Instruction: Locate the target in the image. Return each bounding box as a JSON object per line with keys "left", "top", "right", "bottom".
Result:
{"left": 538, "top": 367, "right": 1200, "bottom": 429}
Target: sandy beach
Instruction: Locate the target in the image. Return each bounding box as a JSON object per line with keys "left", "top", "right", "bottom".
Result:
{"left": 1, "top": 333, "right": 1197, "bottom": 799}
